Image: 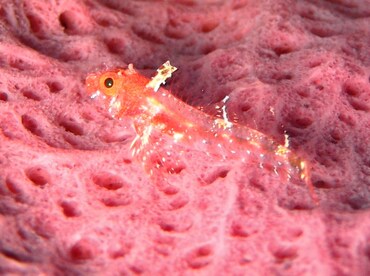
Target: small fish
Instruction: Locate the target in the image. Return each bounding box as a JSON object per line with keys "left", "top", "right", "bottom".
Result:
{"left": 86, "top": 61, "right": 316, "bottom": 201}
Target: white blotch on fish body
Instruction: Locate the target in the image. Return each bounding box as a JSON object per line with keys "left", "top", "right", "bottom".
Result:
{"left": 90, "top": 90, "right": 101, "bottom": 99}
{"left": 173, "top": 132, "right": 184, "bottom": 142}
{"left": 221, "top": 95, "right": 233, "bottom": 128}
{"left": 108, "top": 96, "right": 121, "bottom": 117}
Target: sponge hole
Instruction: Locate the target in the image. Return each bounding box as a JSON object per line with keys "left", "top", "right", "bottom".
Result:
{"left": 231, "top": 0, "right": 249, "bottom": 10}
{"left": 158, "top": 215, "right": 193, "bottom": 233}
{"left": 60, "top": 201, "right": 81, "bottom": 217}
{"left": 59, "top": 11, "right": 81, "bottom": 34}
{"left": 26, "top": 13, "right": 44, "bottom": 35}
{"left": 131, "top": 24, "right": 164, "bottom": 44}
{"left": 230, "top": 221, "right": 258, "bottom": 238}
{"left": 313, "top": 178, "right": 338, "bottom": 189}
{"left": 200, "top": 20, "right": 219, "bottom": 33}
{"left": 59, "top": 43, "right": 87, "bottom": 61}
{"left": 168, "top": 194, "right": 189, "bottom": 210}
{"left": 186, "top": 245, "right": 213, "bottom": 269}
{"left": 348, "top": 98, "right": 370, "bottom": 112}
{"left": 100, "top": 1, "right": 137, "bottom": 16}
{"left": 167, "top": 164, "right": 185, "bottom": 175}
{"left": 25, "top": 166, "right": 50, "bottom": 186}
{"left": 164, "top": 26, "right": 188, "bottom": 39}
{"left": 248, "top": 177, "right": 267, "bottom": 193}
{"left": 105, "top": 37, "right": 125, "bottom": 55}
{"left": 195, "top": 245, "right": 213, "bottom": 257}
{"left": 100, "top": 195, "right": 132, "bottom": 207}
{"left": 345, "top": 195, "right": 369, "bottom": 210}
{"left": 329, "top": 127, "right": 345, "bottom": 142}
{"left": 9, "top": 58, "right": 34, "bottom": 71}
{"left": 22, "top": 89, "right": 42, "bottom": 101}
{"left": 269, "top": 244, "right": 298, "bottom": 261}
{"left": 278, "top": 193, "right": 315, "bottom": 210}
{"left": 5, "top": 177, "right": 23, "bottom": 195}
{"left": 285, "top": 108, "right": 314, "bottom": 129}
{"left": 309, "top": 27, "right": 336, "bottom": 38}
{"left": 240, "top": 103, "right": 251, "bottom": 112}
{"left": 92, "top": 172, "right": 125, "bottom": 190}
{"left": 94, "top": 17, "right": 112, "bottom": 27}
{"left": 298, "top": 9, "right": 316, "bottom": 20}
{"left": 59, "top": 118, "right": 84, "bottom": 136}
{"left": 21, "top": 114, "right": 43, "bottom": 137}
{"left": 100, "top": 130, "right": 132, "bottom": 143}
{"left": 271, "top": 72, "right": 293, "bottom": 81}
{"left": 365, "top": 245, "right": 370, "bottom": 261}
{"left": 199, "top": 167, "right": 229, "bottom": 186}
{"left": 288, "top": 116, "right": 313, "bottom": 129}
{"left": 343, "top": 79, "right": 368, "bottom": 97}
{"left": 172, "top": 0, "right": 197, "bottom": 6}
{"left": 69, "top": 238, "right": 98, "bottom": 261}
{"left": 148, "top": 154, "right": 186, "bottom": 175}
{"left": 201, "top": 44, "right": 217, "bottom": 55}
{"left": 46, "top": 81, "right": 64, "bottom": 93}
{"left": 161, "top": 185, "right": 180, "bottom": 196}
{"left": 1, "top": 249, "right": 32, "bottom": 262}
{"left": 338, "top": 112, "right": 356, "bottom": 126}
{"left": 0, "top": 92, "right": 8, "bottom": 101}
{"left": 272, "top": 45, "right": 294, "bottom": 56}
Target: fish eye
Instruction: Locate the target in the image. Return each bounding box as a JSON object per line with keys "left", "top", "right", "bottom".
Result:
{"left": 104, "top": 77, "right": 114, "bottom": 88}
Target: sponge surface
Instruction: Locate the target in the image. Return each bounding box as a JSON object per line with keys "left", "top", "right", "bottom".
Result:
{"left": 0, "top": 0, "right": 369, "bottom": 275}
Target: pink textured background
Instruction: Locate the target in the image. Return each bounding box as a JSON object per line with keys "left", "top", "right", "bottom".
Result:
{"left": 0, "top": 0, "right": 369, "bottom": 275}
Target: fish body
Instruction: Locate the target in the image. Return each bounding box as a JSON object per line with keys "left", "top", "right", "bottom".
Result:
{"left": 86, "top": 61, "right": 316, "bottom": 201}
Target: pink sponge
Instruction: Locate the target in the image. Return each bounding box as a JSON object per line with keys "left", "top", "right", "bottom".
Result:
{"left": 0, "top": 0, "right": 370, "bottom": 275}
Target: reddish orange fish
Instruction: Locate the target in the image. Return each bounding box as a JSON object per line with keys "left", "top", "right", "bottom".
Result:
{"left": 86, "top": 61, "right": 316, "bottom": 201}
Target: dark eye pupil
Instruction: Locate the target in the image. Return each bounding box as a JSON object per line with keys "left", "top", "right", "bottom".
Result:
{"left": 104, "top": 78, "right": 114, "bottom": 88}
